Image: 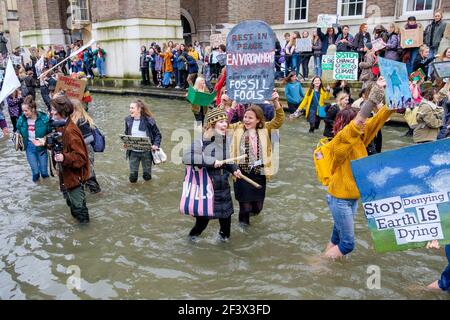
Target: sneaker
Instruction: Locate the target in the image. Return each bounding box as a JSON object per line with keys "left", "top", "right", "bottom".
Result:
{"left": 175, "top": 86, "right": 181, "bottom": 89}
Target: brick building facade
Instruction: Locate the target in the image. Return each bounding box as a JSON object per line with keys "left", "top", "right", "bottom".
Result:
{"left": 15, "top": 0, "right": 449, "bottom": 77}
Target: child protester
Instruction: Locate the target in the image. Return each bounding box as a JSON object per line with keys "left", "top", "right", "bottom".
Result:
{"left": 229, "top": 91, "right": 285, "bottom": 226}
{"left": 182, "top": 107, "right": 242, "bottom": 241}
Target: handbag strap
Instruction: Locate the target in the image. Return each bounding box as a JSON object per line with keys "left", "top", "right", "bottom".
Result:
{"left": 312, "top": 90, "right": 322, "bottom": 107}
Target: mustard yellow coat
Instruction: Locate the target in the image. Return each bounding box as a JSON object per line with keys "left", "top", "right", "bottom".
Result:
{"left": 296, "top": 88, "right": 330, "bottom": 118}
{"left": 327, "top": 106, "right": 394, "bottom": 200}
{"left": 229, "top": 106, "right": 285, "bottom": 180}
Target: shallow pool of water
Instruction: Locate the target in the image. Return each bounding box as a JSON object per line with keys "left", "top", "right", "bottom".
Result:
{"left": 0, "top": 93, "right": 448, "bottom": 300}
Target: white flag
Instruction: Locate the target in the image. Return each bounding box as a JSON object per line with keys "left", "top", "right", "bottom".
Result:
{"left": 39, "top": 39, "right": 97, "bottom": 79}
{"left": 69, "top": 39, "right": 96, "bottom": 59}
{"left": 0, "top": 58, "right": 21, "bottom": 103}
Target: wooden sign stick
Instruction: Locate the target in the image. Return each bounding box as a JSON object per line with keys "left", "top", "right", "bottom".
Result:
{"left": 217, "top": 155, "right": 247, "bottom": 166}
{"left": 238, "top": 174, "right": 262, "bottom": 189}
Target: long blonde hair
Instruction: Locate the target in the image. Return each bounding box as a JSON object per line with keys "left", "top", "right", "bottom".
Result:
{"left": 70, "top": 99, "right": 95, "bottom": 128}
{"left": 193, "top": 76, "right": 208, "bottom": 93}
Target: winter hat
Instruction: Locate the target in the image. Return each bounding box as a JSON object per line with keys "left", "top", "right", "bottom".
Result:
{"left": 205, "top": 106, "right": 227, "bottom": 127}
{"left": 365, "top": 42, "right": 373, "bottom": 50}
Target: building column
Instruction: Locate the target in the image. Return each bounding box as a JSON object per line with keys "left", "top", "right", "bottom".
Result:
{"left": 90, "top": 0, "right": 183, "bottom": 78}
{"left": 17, "top": 0, "right": 65, "bottom": 47}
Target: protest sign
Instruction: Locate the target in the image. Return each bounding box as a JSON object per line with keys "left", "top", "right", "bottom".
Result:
{"left": 333, "top": 52, "right": 358, "bottom": 81}
{"left": 378, "top": 57, "right": 412, "bottom": 109}
{"left": 321, "top": 55, "right": 334, "bottom": 71}
{"left": 317, "top": 14, "right": 338, "bottom": 29}
{"left": 210, "top": 34, "right": 227, "bottom": 48}
{"left": 400, "top": 26, "right": 423, "bottom": 48}
{"left": 409, "top": 68, "right": 426, "bottom": 83}
{"left": 187, "top": 86, "right": 217, "bottom": 106}
{"left": 226, "top": 20, "right": 275, "bottom": 103}
{"left": 20, "top": 48, "right": 32, "bottom": 65}
{"left": 296, "top": 38, "right": 312, "bottom": 52}
{"left": 371, "top": 38, "right": 386, "bottom": 52}
{"left": 432, "top": 61, "right": 450, "bottom": 79}
{"left": 120, "top": 135, "right": 152, "bottom": 151}
{"left": 351, "top": 139, "right": 450, "bottom": 253}
{"left": 54, "top": 75, "right": 87, "bottom": 101}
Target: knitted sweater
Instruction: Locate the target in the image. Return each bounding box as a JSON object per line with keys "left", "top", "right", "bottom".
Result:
{"left": 327, "top": 106, "right": 394, "bottom": 199}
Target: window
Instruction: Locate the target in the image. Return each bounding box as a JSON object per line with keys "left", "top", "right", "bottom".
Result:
{"left": 70, "top": 0, "right": 90, "bottom": 22}
{"left": 338, "top": 0, "right": 365, "bottom": 18}
{"left": 404, "top": 0, "right": 434, "bottom": 13}
{"left": 7, "top": 0, "right": 17, "bottom": 11}
{"left": 285, "top": 0, "right": 309, "bottom": 23}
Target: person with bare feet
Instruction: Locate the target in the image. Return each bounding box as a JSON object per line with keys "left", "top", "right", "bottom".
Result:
{"left": 322, "top": 77, "right": 395, "bottom": 259}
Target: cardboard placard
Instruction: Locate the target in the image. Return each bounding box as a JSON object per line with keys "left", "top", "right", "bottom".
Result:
{"left": 400, "top": 26, "right": 423, "bottom": 49}
{"left": 409, "top": 68, "right": 426, "bottom": 83}
{"left": 432, "top": 61, "right": 450, "bottom": 79}
{"left": 321, "top": 55, "right": 334, "bottom": 71}
{"left": 351, "top": 139, "right": 450, "bottom": 253}
{"left": 119, "top": 135, "right": 152, "bottom": 151}
{"left": 317, "top": 14, "right": 338, "bottom": 29}
{"left": 372, "top": 38, "right": 387, "bottom": 52}
{"left": 295, "top": 38, "right": 312, "bottom": 52}
{"left": 54, "top": 75, "right": 87, "bottom": 101}
{"left": 210, "top": 34, "right": 227, "bottom": 48}
{"left": 187, "top": 86, "right": 217, "bottom": 106}
{"left": 378, "top": 57, "right": 412, "bottom": 109}
{"left": 226, "top": 20, "right": 276, "bottom": 103}
{"left": 333, "top": 52, "right": 359, "bottom": 81}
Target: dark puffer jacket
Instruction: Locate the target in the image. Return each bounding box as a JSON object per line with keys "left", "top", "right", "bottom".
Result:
{"left": 182, "top": 135, "right": 238, "bottom": 219}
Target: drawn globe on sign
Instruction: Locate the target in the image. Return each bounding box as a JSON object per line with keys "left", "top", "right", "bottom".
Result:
{"left": 405, "top": 39, "right": 414, "bottom": 46}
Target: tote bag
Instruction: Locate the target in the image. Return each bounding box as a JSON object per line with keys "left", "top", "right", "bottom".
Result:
{"left": 179, "top": 165, "right": 214, "bottom": 217}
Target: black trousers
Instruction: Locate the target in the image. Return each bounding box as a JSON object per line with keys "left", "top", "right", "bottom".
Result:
{"left": 151, "top": 69, "right": 159, "bottom": 86}
{"left": 10, "top": 116, "right": 19, "bottom": 132}
{"left": 141, "top": 68, "right": 150, "bottom": 85}
{"left": 189, "top": 216, "right": 231, "bottom": 239}
{"left": 238, "top": 201, "right": 264, "bottom": 225}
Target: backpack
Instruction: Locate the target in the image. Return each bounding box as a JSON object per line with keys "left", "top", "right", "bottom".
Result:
{"left": 313, "top": 137, "right": 333, "bottom": 186}
{"left": 91, "top": 126, "right": 105, "bottom": 152}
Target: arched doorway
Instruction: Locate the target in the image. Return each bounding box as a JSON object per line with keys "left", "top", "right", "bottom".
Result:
{"left": 180, "top": 8, "right": 196, "bottom": 45}
{"left": 181, "top": 15, "right": 191, "bottom": 45}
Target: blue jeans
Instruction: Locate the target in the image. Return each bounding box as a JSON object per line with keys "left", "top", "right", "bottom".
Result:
{"left": 326, "top": 194, "right": 358, "bottom": 255}
{"left": 314, "top": 55, "right": 322, "bottom": 77}
{"left": 26, "top": 143, "right": 49, "bottom": 182}
{"left": 406, "top": 48, "right": 419, "bottom": 75}
{"left": 96, "top": 58, "right": 106, "bottom": 76}
{"left": 428, "top": 48, "right": 437, "bottom": 78}
{"left": 438, "top": 245, "right": 450, "bottom": 292}
{"left": 291, "top": 53, "right": 299, "bottom": 76}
